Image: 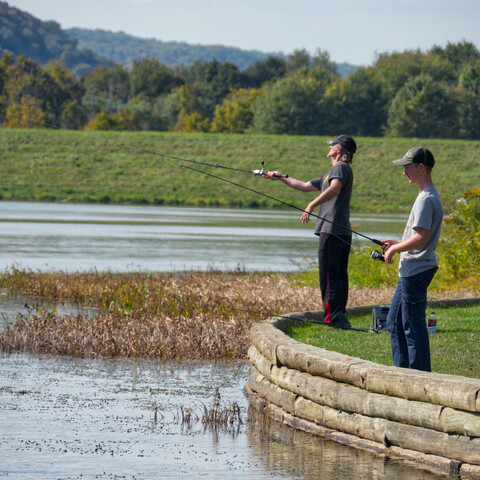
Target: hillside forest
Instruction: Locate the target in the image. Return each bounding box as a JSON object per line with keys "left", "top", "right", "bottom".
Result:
{"left": 0, "top": 1, "right": 479, "bottom": 138}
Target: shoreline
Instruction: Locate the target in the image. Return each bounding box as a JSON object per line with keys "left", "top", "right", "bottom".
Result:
{"left": 0, "top": 269, "right": 478, "bottom": 365}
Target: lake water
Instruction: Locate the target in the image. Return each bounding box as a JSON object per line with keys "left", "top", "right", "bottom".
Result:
{"left": 0, "top": 353, "right": 449, "bottom": 480}
{"left": 0, "top": 201, "right": 406, "bottom": 273}
{"left": 0, "top": 202, "right": 445, "bottom": 480}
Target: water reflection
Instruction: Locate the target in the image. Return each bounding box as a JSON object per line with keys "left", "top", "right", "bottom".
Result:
{"left": 247, "top": 409, "right": 452, "bottom": 480}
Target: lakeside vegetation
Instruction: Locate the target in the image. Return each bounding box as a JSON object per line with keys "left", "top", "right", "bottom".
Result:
{"left": 0, "top": 266, "right": 478, "bottom": 376}
{"left": 1, "top": 129, "right": 479, "bottom": 214}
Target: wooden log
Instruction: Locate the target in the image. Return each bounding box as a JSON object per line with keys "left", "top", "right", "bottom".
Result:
{"left": 460, "top": 463, "right": 480, "bottom": 478}
{"left": 250, "top": 320, "right": 302, "bottom": 365}
{"left": 248, "top": 366, "right": 297, "bottom": 415}
{"left": 366, "top": 368, "right": 480, "bottom": 412}
{"left": 249, "top": 322, "right": 282, "bottom": 365}
{"left": 247, "top": 344, "right": 273, "bottom": 382}
{"left": 276, "top": 341, "right": 330, "bottom": 373}
{"left": 294, "top": 395, "right": 388, "bottom": 444}
{"left": 275, "top": 341, "right": 375, "bottom": 388}
{"left": 440, "top": 407, "right": 480, "bottom": 437}
{"left": 385, "top": 422, "right": 480, "bottom": 466}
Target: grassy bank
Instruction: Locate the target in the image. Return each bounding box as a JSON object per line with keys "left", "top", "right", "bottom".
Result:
{"left": 1, "top": 129, "right": 479, "bottom": 214}
{"left": 0, "top": 268, "right": 478, "bottom": 377}
{"left": 288, "top": 304, "right": 480, "bottom": 378}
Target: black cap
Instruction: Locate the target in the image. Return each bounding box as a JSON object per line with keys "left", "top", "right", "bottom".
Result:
{"left": 327, "top": 134, "right": 357, "bottom": 154}
{"left": 393, "top": 147, "right": 435, "bottom": 167}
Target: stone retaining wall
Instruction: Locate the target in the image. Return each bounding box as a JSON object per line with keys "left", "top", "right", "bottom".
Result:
{"left": 245, "top": 300, "right": 480, "bottom": 478}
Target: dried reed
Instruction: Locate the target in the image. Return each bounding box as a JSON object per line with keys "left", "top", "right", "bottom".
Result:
{"left": 177, "top": 388, "right": 243, "bottom": 428}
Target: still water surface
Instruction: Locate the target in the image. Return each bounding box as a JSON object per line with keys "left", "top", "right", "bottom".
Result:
{"left": 0, "top": 202, "right": 445, "bottom": 479}
{"left": 0, "top": 201, "right": 406, "bottom": 273}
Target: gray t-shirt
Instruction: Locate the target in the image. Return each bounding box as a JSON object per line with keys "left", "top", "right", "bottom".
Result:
{"left": 309, "top": 162, "right": 353, "bottom": 236}
{"left": 398, "top": 188, "right": 443, "bottom": 277}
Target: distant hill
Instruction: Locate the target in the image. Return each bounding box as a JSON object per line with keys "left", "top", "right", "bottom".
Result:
{"left": 334, "top": 62, "right": 359, "bottom": 78}
{"left": 67, "top": 28, "right": 359, "bottom": 77}
{"left": 0, "top": 1, "right": 114, "bottom": 75}
{"left": 66, "top": 28, "right": 284, "bottom": 71}
{"left": 0, "top": 1, "right": 359, "bottom": 77}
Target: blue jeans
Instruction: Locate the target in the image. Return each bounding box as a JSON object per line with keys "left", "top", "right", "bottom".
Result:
{"left": 386, "top": 267, "right": 438, "bottom": 371}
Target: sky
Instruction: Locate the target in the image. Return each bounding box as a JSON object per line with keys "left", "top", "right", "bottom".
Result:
{"left": 5, "top": 0, "right": 480, "bottom": 66}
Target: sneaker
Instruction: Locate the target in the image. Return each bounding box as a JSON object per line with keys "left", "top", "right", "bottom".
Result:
{"left": 330, "top": 312, "right": 352, "bottom": 329}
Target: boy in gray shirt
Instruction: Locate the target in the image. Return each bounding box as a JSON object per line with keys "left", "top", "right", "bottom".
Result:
{"left": 382, "top": 147, "right": 443, "bottom": 371}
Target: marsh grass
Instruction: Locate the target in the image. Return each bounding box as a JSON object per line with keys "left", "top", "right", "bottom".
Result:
{"left": 0, "top": 267, "right": 477, "bottom": 367}
{"left": 0, "top": 267, "right": 394, "bottom": 360}
{"left": 176, "top": 388, "right": 243, "bottom": 429}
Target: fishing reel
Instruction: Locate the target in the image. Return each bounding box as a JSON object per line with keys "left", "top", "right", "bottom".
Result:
{"left": 370, "top": 250, "right": 385, "bottom": 262}
{"left": 252, "top": 162, "right": 266, "bottom": 176}
{"left": 252, "top": 161, "right": 288, "bottom": 178}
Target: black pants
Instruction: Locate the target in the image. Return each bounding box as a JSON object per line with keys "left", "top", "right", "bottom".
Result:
{"left": 318, "top": 233, "right": 351, "bottom": 324}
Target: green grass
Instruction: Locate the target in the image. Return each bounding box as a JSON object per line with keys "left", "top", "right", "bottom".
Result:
{"left": 1, "top": 129, "right": 479, "bottom": 214}
{"left": 286, "top": 304, "right": 480, "bottom": 378}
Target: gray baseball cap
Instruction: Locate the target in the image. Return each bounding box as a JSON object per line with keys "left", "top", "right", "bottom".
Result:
{"left": 393, "top": 147, "right": 435, "bottom": 167}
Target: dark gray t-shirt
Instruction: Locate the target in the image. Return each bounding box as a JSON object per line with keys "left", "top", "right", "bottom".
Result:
{"left": 309, "top": 162, "right": 353, "bottom": 236}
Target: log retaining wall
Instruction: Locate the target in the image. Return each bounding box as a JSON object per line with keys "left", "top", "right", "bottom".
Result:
{"left": 245, "top": 300, "right": 480, "bottom": 477}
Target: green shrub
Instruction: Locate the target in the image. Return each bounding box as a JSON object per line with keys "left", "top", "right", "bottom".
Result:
{"left": 437, "top": 188, "right": 480, "bottom": 288}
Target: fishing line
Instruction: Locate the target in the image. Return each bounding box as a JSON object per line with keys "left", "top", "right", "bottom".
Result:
{"left": 179, "top": 164, "right": 383, "bottom": 247}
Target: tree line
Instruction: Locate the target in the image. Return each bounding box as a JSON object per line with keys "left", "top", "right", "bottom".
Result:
{"left": 1, "top": 40, "right": 479, "bottom": 139}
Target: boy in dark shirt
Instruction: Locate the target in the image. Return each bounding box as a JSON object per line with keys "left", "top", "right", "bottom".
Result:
{"left": 264, "top": 134, "right": 356, "bottom": 329}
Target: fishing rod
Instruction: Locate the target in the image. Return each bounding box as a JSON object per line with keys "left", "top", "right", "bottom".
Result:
{"left": 3, "top": 110, "right": 384, "bottom": 254}
{"left": 165, "top": 159, "right": 287, "bottom": 178}
{"left": 179, "top": 164, "right": 384, "bottom": 247}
